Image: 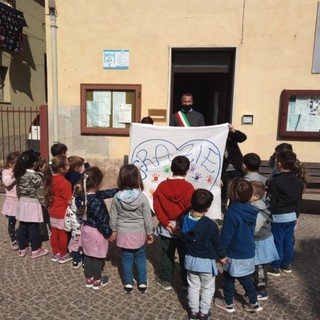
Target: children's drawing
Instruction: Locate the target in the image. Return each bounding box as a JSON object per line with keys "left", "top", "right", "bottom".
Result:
{"left": 129, "top": 123, "right": 229, "bottom": 220}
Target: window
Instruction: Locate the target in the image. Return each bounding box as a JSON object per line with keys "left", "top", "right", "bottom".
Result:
{"left": 278, "top": 89, "right": 320, "bottom": 140}
{"left": 80, "top": 84, "right": 141, "bottom": 136}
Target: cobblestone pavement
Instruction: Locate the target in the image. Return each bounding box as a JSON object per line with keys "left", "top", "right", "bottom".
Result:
{"left": 0, "top": 194, "right": 319, "bottom": 320}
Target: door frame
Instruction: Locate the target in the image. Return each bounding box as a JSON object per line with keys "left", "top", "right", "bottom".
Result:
{"left": 168, "top": 46, "right": 237, "bottom": 125}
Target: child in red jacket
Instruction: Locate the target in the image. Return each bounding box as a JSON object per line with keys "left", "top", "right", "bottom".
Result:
{"left": 153, "top": 155, "right": 194, "bottom": 291}
{"left": 46, "top": 155, "right": 72, "bottom": 264}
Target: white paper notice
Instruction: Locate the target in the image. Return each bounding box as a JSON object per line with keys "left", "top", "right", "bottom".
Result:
{"left": 112, "top": 92, "right": 126, "bottom": 128}
{"left": 119, "top": 104, "right": 132, "bottom": 123}
{"left": 86, "top": 100, "right": 110, "bottom": 128}
{"left": 93, "top": 91, "right": 111, "bottom": 115}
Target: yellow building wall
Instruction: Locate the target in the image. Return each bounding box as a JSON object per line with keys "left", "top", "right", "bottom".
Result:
{"left": 45, "top": 0, "right": 320, "bottom": 173}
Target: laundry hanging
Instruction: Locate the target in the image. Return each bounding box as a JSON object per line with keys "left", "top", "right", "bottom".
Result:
{"left": 0, "top": 2, "right": 27, "bottom": 53}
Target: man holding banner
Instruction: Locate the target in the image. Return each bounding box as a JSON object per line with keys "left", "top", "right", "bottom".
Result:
{"left": 169, "top": 93, "right": 205, "bottom": 127}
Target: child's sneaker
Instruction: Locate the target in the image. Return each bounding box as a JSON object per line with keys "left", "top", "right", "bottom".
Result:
{"left": 31, "top": 247, "right": 48, "bottom": 259}
{"left": 244, "top": 301, "right": 263, "bottom": 312}
{"left": 214, "top": 298, "right": 235, "bottom": 313}
{"left": 156, "top": 276, "right": 172, "bottom": 291}
{"left": 92, "top": 276, "right": 109, "bottom": 290}
{"left": 85, "top": 277, "right": 94, "bottom": 288}
{"left": 189, "top": 311, "right": 199, "bottom": 320}
{"left": 138, "top": 283, "right": 148, "bottom": 294}
{"left": 257, "top": 290, "right": 268, "bottom": 301}
{"left": 280, "top": 265, "right": 292, "bottom": 274}
{"left": 58, "top": 254, "right": 72, "bottom": 264}
{"left": 72, "top": 261, "right": 81, "bottom": 269}
{"left": 267, "top": 267, "right": 281, "bottom": 276}
{"left": 124, "top": 284, "right": 133, "bottom": 294}
{"left": 19, "top": 247, "right": 31, "bottom": 257}
{"left": 51, "top": 253, "right": 60, "bottom": 263}
{"left": 199, "top": 311, "right": 211, "bottom": 320}
{"left": 11, "top": 241, "right": 19, "bottom": 251}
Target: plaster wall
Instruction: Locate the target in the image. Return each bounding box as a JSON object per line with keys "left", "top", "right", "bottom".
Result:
{"left": 45, "top": 0, "right": 320, "bottom": 175}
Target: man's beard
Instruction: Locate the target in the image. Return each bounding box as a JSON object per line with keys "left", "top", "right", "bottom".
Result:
{"left": 181, "top": 105, "right": 192, "bottom": 112}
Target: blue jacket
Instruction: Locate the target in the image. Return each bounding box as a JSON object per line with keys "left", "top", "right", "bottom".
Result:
{"left": 221, "top": 202, "right": 258, "bottom": 259}
{"left": 75, "top": 188, "right": 118, "bottom": 238}
{"left": 181, "top": 214, "right": 226, "bottom": 260}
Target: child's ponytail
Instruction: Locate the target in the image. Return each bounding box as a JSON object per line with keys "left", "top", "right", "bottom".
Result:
{"left": 14, "top": 149, "right": 39, "bottom": 180}
{"left": 294, "top": 159, "right": 308, "bottom": 190}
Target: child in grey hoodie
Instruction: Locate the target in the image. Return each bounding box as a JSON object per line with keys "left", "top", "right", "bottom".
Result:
{"left": 251, "top": 181, "right": 279, "bottom": 301}
{"left": 109, "top": 164, "right": 154, "bottom": 294}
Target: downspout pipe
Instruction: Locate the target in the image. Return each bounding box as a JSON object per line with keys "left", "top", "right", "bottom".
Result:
{"left": 49, "top": 3, "right": 59, "bottom": 143}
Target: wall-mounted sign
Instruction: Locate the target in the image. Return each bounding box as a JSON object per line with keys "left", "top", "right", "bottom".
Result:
{"left": 103, "top": 50, "right": 129, "bottom": 70}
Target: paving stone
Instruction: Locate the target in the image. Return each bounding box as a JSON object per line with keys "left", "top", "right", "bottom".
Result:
{"left": 0, "top": 194, "right": 319, "bottom": 319}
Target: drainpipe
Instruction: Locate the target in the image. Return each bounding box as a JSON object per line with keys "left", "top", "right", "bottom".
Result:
{"left": 48, "top": 1, "right": 59, "bottom": 143}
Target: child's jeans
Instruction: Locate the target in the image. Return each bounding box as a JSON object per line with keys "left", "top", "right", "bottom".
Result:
{"left": 187, "top": 270, "right": 215, "bottom": 315}
{"left": 121, "top": 245, "right": 147, "bottom": 285}
{"left": 223, "top": 270, "right": 257, "bottom": 305}
{"left": 71, "top": 250, "right": 82, "bottom": 263}
{"left": 271, "top": 220, "right": 295, "bottom": 269}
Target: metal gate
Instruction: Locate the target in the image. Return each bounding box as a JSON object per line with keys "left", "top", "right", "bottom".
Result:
{"left": 0, "top": 104, "right": 48, "bottom": 192}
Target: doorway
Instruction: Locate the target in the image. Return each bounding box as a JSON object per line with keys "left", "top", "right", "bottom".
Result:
{"left": 170, "top": 48, "right": 236, "bottom": 125}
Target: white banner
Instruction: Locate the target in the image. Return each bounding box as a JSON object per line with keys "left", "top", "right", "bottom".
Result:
{"left": 129, "top": 123, "right": 229, "bottom": 219}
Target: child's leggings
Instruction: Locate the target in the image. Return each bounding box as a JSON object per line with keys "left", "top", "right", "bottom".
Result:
{"left": 50, "top": 227, "right": 68, "bottom": 256}
{"left": 7, "top": 216, "right": 17, "bottom": 242}
{"left": 254, "top": 264, "right": 269, "bottom": 291}
{"left": 83, "top": 255, "right": 104, "bottom": 280}
{"left": 18, "top": 221, "right": 39, "bottom": 251}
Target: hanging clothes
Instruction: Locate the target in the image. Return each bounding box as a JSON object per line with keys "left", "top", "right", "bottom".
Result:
{"left": 0, "top": 2, "right": 27, "bottom": 53}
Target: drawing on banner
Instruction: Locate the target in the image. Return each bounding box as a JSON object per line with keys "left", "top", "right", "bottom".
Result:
{"left": 130, "top": 138, "right": 222, "bottom": 197}
{"left": 129, "top": 123, "right": 229, "bottom": 219}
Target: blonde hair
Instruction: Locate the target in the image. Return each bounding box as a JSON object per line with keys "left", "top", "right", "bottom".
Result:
{"left": 251, "top": 181, "right": 265, "bottom": 199}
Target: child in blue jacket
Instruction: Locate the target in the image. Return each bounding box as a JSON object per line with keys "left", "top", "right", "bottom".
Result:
{"left": 215, "top": 178, "right": 263, "bottom": 313}
{"left": 182, "top": 189, "right": 227, "bottom": 320}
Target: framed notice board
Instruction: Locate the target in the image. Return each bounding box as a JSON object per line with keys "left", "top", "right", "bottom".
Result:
{"left": 80, "top": 84, "right": 141, "bottom": 136}
{"left": 278, "top": 89, "right": 320, "bottom": 140}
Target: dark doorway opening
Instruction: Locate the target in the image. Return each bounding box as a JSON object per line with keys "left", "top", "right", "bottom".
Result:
{"left": 171, "top": 48, "right": 236, "bottom": 125}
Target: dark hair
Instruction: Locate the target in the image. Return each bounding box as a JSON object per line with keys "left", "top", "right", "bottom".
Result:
{"left": 83, "top": 166, "right": 104, "bottom": 190}
{"left": 171, "top": 156, "right": 190, "bottom": 176}
{"left": 181, "top": 92, "right": 193, "bottom": 99}
{"left": 37, "top": 156, "right": 47, "bottom": 171}
{"left": 275, "top": 143, "right": 293, "bottom": 153}
{"left": 140, "top": 117, "right": 154, "bottom": 124}
{"left": 4, "top": 151, "right": 20, "bottom": 169}
{"left": 68, "top": 156, "right": 84, "bottom": 171}
{"left": 251, "top": 181, "right": 265, "bottom": 199}
{"left": 51, "top": 143, "right": 68, "bottom": 156}
{"left": 117, "top": 164, "right": 144, "bottom": 191}
{"left": 276, "top": 151, "right": 296, "bottom": 171}
{"left": 269, "top": 143, "right": 293, "bottom": 169}
{"left": 293, "top": 159, "right": 308, "bottom": 189}
{"left": 191, "top": 189, "right": 213, "bottom": 213}
{"left": 42, "top": 155, "right": 68, "bottom": 204}
{"left": 14, "top": 149, "right": 40, "bottom": 180}
{"left": 243, "top": 153, "right": 261, "bottom": 171}
{"left": 228, "top": 177, "right": 253, "bottom": 203}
